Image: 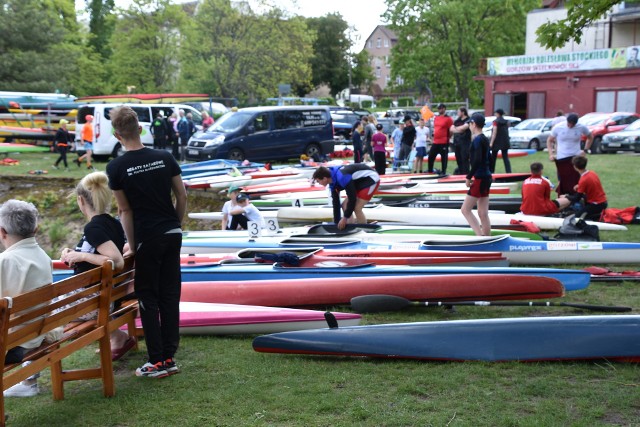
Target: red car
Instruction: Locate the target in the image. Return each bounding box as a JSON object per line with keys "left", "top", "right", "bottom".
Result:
{"left": 578, "top": 112, "right": 640, "bottom": 154}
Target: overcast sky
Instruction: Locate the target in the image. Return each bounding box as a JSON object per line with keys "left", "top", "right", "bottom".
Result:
{"left": 75, "top": 0, "right": 389, "bottom": 51}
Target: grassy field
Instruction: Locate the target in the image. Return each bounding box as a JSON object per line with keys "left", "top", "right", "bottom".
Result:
{"left": 2, "top": 150, "right": 640, "bottom": 426}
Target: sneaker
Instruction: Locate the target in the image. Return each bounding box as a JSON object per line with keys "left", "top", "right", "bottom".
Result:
{"left": 135, "top": 362, "right": 168, "bottom": 378}
{"left": 163, "top": 358, "right": 180, "bottom": 375}
{"left": 52, "top": 165, "right": 59, "bottom": 170}
{"left": 4, "top": 382, "right": 39, "bottom": 397}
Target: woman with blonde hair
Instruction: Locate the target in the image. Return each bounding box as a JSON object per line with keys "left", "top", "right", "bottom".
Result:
{"left": 60, "top": 171, "right": 136, "bottom": 360}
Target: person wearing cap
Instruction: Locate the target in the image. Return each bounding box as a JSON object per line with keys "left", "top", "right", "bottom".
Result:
{"left": 461, "top": 113, "right": 492, "bottom": 236}
{"left": 228, "top": 193, "right": 265, "bottom": 230}
{"left": 52, "top": 119, "right": 73, "bottom": 171}
{"left": 221, "top": 185, "right": 241, "bottom": 230}
{"left": 312, "top": 164, "right": 380, "bottom": 230}
{"left": 399, "top": 115, "right": 416, "bottom": 165}
{"left": 76, "top": 114, "right": 95, "bottom": 170}
{"left": 489, "top": 108, "right": 512, "bottom": 173}
{"left": 427, "top": 103, "right": 453, "bottom": 174}
{"left": 547, "top": 112, "right": 593, "bottom": 195}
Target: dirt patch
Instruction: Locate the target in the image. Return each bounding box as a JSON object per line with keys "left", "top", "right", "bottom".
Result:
{"left": 0, "top": 176, "right": 224, "bottom": 257}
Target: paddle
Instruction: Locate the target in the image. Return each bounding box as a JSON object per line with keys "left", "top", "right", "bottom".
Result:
{"left": 350, "top": 294, "right": 632, "bottom": 313}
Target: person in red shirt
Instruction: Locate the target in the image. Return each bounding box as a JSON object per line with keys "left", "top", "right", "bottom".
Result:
{"left": 520, "top": 162, "right": 570, "bottom": 216}
{"left": 427, "top": 103, "right": 453, "bottom": 174}
{"left": 567, "top": 156, "right": 608, "bottom": 220}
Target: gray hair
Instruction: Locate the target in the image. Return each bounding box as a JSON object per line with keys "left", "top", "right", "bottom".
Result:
{"left": 0, "top": 199, "right": 39, "bottom": 238}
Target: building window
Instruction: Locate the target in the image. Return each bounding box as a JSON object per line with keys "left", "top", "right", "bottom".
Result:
{"left": 368, "top": 40, "right": 372, "bottom": 48}
{"left": 384, "top": 38, "right": 389, "bottom": 47}
{"left": 596, "top": 89, "right": 637, "bottom": 112}
{"left": 385, "top": 55, "right": 390, "bottom": 67}
{"left": 385, "top": 75, "right": 391, "bottom": 83}
{"left": 376, "top": 66, "right": 381, "bottom": 77}
{"left": 396, "top": 76, "right": 404, "bottom": 85}
{"left": 376, "top": 38, "right": 381, "bottom": 48}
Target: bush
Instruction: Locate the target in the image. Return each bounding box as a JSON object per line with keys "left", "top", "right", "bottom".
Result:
{"left": 379, "top": 98, "right": 393, "bottom": 108}
{"left": 397, "top": 97, "right": 414, "bottom": 107}
{"left": 361, "top": 100, "right": 372, "bottom": 109}
{"left": 318, "top": 97, "right": 335, "bottom": 105}
{"left": 349, "top": 102, "right": 361, "bottom": 110}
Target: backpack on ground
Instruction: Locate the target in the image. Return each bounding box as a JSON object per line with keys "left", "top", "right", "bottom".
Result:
{"left": 554, "top": 215, "right": 600, "bottom": 242}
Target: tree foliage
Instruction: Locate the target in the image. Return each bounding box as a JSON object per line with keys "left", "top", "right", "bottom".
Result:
{"left": 306, "top": 14, "right": 350, "bottom": 97}
{"left": 107, "top": 0, "right": 187, "bottom": 93}
{"left": 0, "top": 0, "right": 80, "bottom": 93}
{"left": 535, "top": 0, "right": 621, "bottom": 51}
{"left": 86, "top": 0, "right": 116, "bottom": 59}
{"left": 179, "top": 0, "right": 314, "bottom": 104}
{"left": 384, "top": 0, "right": 537, "bottom": 104}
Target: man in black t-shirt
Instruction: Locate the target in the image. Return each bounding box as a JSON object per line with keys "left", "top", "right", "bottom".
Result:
{"left": 106, "top": 105, "right": 187, "bottom": 379}
{"left": 451, "top": 107, "right": 472, "bottom": 174}
{"left": 399, "top": 115, "right": 416, "bottom": 164}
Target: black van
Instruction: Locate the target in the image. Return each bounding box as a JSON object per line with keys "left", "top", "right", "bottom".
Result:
{"left": 186, "top": 106, "right": 335, "bottom": 162}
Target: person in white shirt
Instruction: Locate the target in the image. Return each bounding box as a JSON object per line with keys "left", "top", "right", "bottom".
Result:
{"left": 0, "top": 199, "right": 52, "bottom": 397}
{"left": 413, "top": 119, "right": 431, "bottom": 173}
{"left": 547, "top": 113, "right": 593, "bottom": 195}
{"left": 229, "top": 193, "right": 265, "bottom": 229}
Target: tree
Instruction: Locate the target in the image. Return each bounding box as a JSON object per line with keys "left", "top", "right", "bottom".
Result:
{"left": 384, "top": 0, "right": 537, "bottom": 105}
{"left": 86, "top": 0, "right": 116, "bottom": 59}
{"left": 0, "top": 0, "right": 78, "bottom": 93}
{"left": 536, "top": 0, "right": 621, "bottom": 50}
{"left": 106, "top": 0, "right": 187, "bottom": 93}
{"left": 306, "top": 14, "right": 351, "bottom": 97}
{"left": 179, "top": 0, "right": 313, "bottom": 103}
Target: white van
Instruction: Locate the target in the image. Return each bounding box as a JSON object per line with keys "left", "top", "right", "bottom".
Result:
{"left": 75, "top": 103, "right": 203, "bottom": 159}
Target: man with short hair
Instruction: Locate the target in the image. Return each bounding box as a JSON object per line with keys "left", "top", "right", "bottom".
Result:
{"left": 390, "top": 122, "right": 405, "bottom": 171}
{"left": 151, "top": 111, "right": 167, "bottom": 150}
{"left": 399, "top": 116, "right": 416, "bottom": 165}
{"left": 427, "top": 104, "right": 453, "bottom": 174}
{"left": 520, "top": 162, "right": 571, "bottom": 216}
{"left": 413, "top": 119, "right": 430, "bottom": 173}
{"left": 106, "top": 105, "right": 187, "bottom": 379}
{"left": 0, "top": 199, "right": 52, "bottom": 397}
{"left": 547, "top": 113, "right": 593, "bottom": 195}
{"left": 312, "top": 164, "right": 380, "bottom": 230}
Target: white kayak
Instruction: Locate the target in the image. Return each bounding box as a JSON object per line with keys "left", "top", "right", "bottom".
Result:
{"left": 276, "top": 205, "right": 627, "bottom": 231}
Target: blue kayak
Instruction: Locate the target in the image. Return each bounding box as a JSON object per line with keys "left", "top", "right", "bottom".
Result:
{"left": 52, "top": 263, "right": 589, "bottom": 291}
{"left": 253, "top": 315, "right": 640, "bottom": 362}
{"left": 420, "top": 234, "right": 640, "bottom": 265}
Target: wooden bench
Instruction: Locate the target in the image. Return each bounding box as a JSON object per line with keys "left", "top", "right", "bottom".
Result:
{"left": 0, "top": 256, "right": 138, "bottom": 426}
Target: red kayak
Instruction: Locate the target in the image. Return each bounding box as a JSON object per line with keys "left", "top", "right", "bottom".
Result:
{"left": 181, "top": 274, "right": 564, "bottom": 307}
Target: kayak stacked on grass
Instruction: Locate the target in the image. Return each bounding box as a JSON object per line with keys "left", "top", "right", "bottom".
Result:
{"left": 181, "top": 274, "right": 565, "bottom": 307}
{"left": 276, "top": 205, "right": 627, "bottom": 231}
{"left": 252, "top": 315, "right": 640, "bottom": 362}
{"left": 122, "top": 302, "right": 362, "bottom": 335}
{"left": 419, "top": 234, "right": 640, "bottom": 265}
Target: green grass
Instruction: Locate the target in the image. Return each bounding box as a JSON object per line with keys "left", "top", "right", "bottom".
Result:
{"left": 3, "top": 151, "right": 640, "bottom": 426}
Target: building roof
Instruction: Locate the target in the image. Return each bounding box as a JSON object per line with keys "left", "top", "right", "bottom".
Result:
{"left": 364, "top": 25, "right": 398, "bottom": 44}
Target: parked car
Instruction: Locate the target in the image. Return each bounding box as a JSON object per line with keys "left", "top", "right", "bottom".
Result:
{"left": 75, "top": 103, "right": 203, "bottom": 159}
{"left": 186, "top": 106, "right": 335, "bottom": 162}
{"left": 508, "top": 118, "right": 554, "bottom": 151}
{"left": 386, "top": 109, "right": 421, "bottom": 123}
{"left": 601, "top": 118, "right": 640, "bottom": 153}
{"left": 482, "top": 115, "right": 522, "bottom": 139}
{"left": 578, "top": 112, "right": 640, "bottom": 154}
{"left": 331, "top": 111, "right": 363, "bottom": 140}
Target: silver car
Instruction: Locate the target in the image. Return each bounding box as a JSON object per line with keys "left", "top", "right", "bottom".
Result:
{"left": 482, "top": 115, "right": 521, "bottom": 139}
{"left": 601, "top": 119, "right": 640, "bottom": 153}
{"left": 508, "top": 118, "right": 554, "bottom": 151}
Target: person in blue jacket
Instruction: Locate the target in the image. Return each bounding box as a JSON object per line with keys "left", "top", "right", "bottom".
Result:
{"left": 312, "top": 164, "right": 380, "bottom": 230}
